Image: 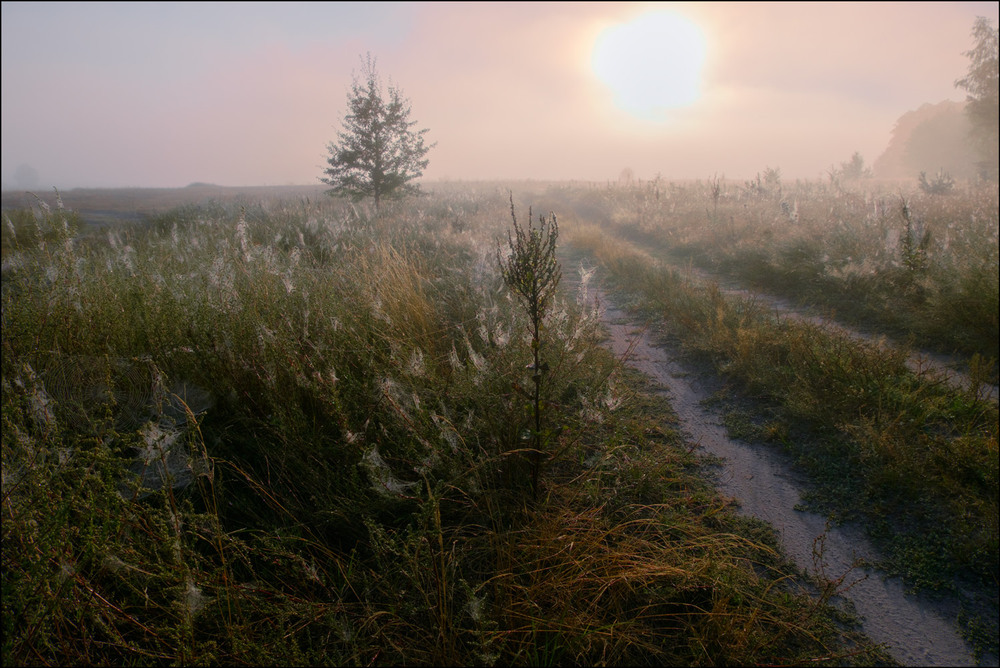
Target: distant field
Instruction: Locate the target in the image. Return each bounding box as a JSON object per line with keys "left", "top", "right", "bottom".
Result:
{"left": 0, "top": 181, "right": 579, "bottom": 228}
{"left": 0, "top": 184, "right": 330, "bottom": 227}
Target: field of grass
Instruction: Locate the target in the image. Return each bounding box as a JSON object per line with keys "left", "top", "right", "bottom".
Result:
{"left": 541, "top": 176, "right": 999, "bottom": 367}
{"left": 2, "top": 186, "right": 894, "bottom": 665}
{"left": 553, "top": 177, "right": 998, "bottom": 657}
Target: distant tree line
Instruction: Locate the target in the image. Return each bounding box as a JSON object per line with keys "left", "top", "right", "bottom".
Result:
{"left": 955, "top": 16, "right": 999, "bottom": 180}
{"left": 874, "top": 17, "right": 997, "bottom": 182}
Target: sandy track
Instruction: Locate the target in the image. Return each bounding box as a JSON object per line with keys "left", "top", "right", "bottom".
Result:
{"left": 574, "top": 270, "right": 982, "bottom": 666}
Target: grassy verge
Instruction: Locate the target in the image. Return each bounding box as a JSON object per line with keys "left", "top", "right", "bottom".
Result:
{"left": 540, "top": 179, "right": 999, "bottom": 371}
{"left": 565, "top": 221, "right": 998, "bottom": 654}
{"left": 2, "top": 191, "right": 888, "bottom": 664}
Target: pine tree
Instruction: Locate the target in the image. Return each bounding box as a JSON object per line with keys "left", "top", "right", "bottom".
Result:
{"left": 322, "top": 54, "right": 433, "bottom": 210}
{"left": 955, "top": 17, "right": 999, "bottom": 180}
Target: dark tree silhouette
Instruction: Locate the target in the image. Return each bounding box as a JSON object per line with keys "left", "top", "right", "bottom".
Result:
{"left": 322, "top": 54, "right": 433, "bottom": 210}
{"left": 955, "top": 17, "right": 999, "bottom": 180}
{"left": 497, "top": 195, "right": 561, "bottom": 499}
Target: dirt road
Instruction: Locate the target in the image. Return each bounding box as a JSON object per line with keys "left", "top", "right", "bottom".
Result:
{"left": 572, "top": 267, "right": 983, "bottom": 666}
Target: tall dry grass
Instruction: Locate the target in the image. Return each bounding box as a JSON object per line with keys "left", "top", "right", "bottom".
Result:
{"left": 3, "top": 186, "right": 888, "bottom": 665}
{"left": 541, "top": 178, "right": 999, "bottom": 367}
{"left": 565, "top": 221, "right": 998, "bottom": 652}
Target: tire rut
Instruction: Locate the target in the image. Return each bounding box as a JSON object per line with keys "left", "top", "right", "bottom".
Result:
{"left": 569, "top": 268, "right": 983, "bottom": 666}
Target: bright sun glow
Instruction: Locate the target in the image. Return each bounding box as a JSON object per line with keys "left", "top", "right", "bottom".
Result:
{"left": 591, "top": 10, "right": 707, "bottom": 120}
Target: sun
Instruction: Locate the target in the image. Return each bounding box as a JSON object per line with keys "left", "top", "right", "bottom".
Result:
{"left": 591, "top": 10, "right": 707, "bottom": 120}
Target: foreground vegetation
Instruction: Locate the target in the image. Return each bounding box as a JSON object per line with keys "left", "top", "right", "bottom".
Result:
{"left": 3, "top": 189, "right": 888, "bottom": 665}
{"left": 555, "top": 177, "right": 998, "bottom": 656}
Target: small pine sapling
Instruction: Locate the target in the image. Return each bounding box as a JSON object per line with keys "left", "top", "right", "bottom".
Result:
{"left": 497, "top": 194, "right": 561, "bottom": 498}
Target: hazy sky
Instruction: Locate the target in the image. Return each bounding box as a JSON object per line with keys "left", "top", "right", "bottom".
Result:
{"left": 2, "top": 1, "right": 997, "bottom": 188}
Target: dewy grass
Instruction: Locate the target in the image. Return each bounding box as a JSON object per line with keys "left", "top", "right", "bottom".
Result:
{"left": 565, "top": 224, "right": 998, "bottom": 599}
{"left": 1, "top": 188, "right": 897, "bottom": 665}
{"left": 543, "top": 178, "right": 999, "bottom": 368}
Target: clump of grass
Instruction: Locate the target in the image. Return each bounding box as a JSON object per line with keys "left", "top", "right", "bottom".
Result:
{"left": 2, "top": 189, "right": 81, "bottom": 259}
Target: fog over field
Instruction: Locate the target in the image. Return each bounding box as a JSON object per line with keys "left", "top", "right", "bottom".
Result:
{"left": 2, "top": 1, "right": 998, "bottom": 189}
{"left": 4, "top": 6, "right": 998, "bottom": 664}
